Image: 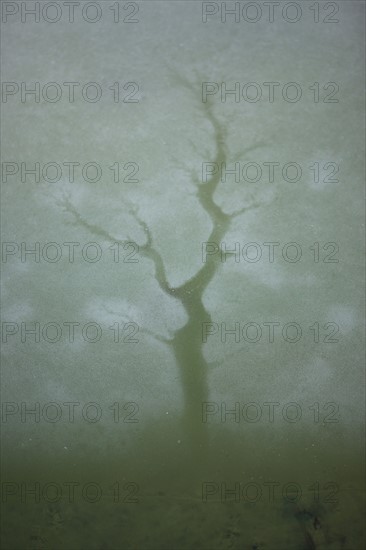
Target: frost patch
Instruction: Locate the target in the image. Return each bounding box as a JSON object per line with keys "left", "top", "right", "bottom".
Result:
{"left": 327, "top": 305, "right": 356, "bottom": 334}
{"left": 2, "top": 301, "right": 33, "bottom": 322}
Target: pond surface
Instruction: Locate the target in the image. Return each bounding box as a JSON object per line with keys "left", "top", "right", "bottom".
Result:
{"left": 1, "top": 1, "right": 365, "bottom": 548}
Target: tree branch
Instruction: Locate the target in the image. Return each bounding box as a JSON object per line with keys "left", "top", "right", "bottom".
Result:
{"left": 102, "top": 305, "right": 174, "bottom": 346}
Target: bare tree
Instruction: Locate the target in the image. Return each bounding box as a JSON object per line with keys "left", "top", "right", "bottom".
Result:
{"left": 58, "top": 73, "right": 272, "bottom": 479}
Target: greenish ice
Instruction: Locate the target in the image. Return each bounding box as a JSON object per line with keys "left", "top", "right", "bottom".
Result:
{"left": 1, "top": 1, "right": 365, "bottom": 548}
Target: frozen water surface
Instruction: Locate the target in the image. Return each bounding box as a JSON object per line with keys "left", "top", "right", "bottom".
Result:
{"left": 1, "top": 1, "right": 365, "bottom": 548}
